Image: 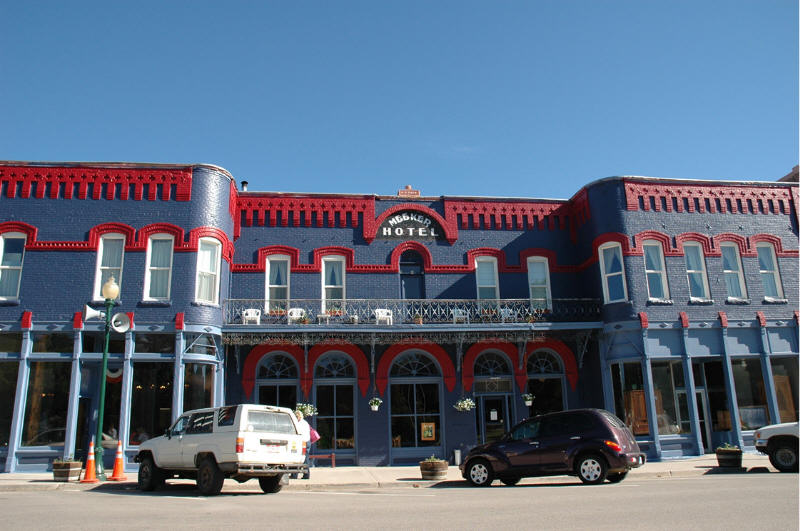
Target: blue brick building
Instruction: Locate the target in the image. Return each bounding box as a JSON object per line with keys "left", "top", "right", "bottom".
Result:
{"left": 0, "top": 161, "right": 796, "bottom": 472}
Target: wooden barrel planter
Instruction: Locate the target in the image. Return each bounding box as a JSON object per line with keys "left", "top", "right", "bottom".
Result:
{"left": 715, "top": 448, "right": 743, "bottom": 468}
{"left": 419, "top": 459, "right": 448, "bottom": 480}
{"left": 52, "top": 461, "right": 83, "bottom": 482}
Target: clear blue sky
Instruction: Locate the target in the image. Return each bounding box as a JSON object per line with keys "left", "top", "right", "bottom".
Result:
{"left": 1, "top": 1, "right": 797, "bottom": 199}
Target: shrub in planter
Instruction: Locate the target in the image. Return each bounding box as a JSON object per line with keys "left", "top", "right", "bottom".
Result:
{"left": 715, "top": 443, "right": 743, "bottom": 468}
{"left": 419, "top": 455, "right": 448, "bottom": 480}
{"left": 52, "top": 458, "right": 83, "bottom": 482}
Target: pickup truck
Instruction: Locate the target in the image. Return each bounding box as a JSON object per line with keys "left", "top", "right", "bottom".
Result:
{"left": 134, "top": 404, "right": 309, "bottom": 495}
{"left": 753, "top": 421, "right": 799, "bottom": 473}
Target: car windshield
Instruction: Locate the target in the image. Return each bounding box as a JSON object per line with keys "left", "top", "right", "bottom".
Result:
{"left": 247, "top": 411, "right": 297, "bottom": 434}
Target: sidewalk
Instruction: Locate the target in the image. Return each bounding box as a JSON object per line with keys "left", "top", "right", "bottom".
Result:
{"left": 0, "top": 453, "right": 779, "bottom": 493}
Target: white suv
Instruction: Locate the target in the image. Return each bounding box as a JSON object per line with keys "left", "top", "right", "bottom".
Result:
{"left": 754, "top": 421, "right": 799, "bottom": 473}
{"left": 135, "top": 404, "right": 309, "bottom": 495}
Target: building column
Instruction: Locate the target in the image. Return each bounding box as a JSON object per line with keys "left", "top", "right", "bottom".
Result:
{"left": 720, "top": 327, "right": 744, "bottom": 448}
{"left": 172, "top": 331, "right": 185, "bottom": 422}
{"left": 640, "top": 327, "right": 661, "bottom": 458}
{"left": 679, "top": 326, "right": 704, "bottom": 455}
{"left": 63, "top": 328, "right": 82, "bottom": 459}
{"left": 5, "top": 330, "right": 32, "bottom": 472}
{"left": 756, "top": 318, "right": 780, "bottom": 425}
{"left": 118, "top": 329, "right": 134, "bottom": 453}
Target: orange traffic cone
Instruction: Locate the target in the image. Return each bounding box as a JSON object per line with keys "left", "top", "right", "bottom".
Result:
{"left": 107, "top": 440, "right": 128, "bottom": 481}
{"left": 80, "top": 438, "right": 100, "bottom": 483}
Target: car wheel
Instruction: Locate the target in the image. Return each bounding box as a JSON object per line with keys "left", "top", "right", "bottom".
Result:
{"left": 500, "top": 477, "right": 521, "bottom": 486}
{"left": 576, "top": 454, "right": 608, "bottom": 485}
{"left": 258, "top": 475, "right": 284, "bottom": 493}
{"left": 137, "top": 455, "right": 164, "bottom": 491}
{"left": 606, "top": 471, "right": 628, "bottom": 483}
{"left": 466, "top": 459, "right": 494, "bottom": 487}
{"left": 197, "top": 458, "right": 224, "bottom": 496}
{"left": 769, "top": 444, "right": 799, "bottom": 473}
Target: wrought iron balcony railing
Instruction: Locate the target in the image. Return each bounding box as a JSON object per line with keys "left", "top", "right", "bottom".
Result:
{"left": 224, "top": 298, "right": 601, "bottom": 327}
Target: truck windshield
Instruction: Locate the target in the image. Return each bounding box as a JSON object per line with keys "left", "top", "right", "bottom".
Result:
{"left": 247, "top": 411, "right": 297, "bottom": 434}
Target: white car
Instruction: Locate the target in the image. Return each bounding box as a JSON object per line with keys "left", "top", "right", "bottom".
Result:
{"left": 135, "top": 404, "right": 309, "bottom": 495}
{"left": 754, "top": 421, "right": 799, "bottom": 473}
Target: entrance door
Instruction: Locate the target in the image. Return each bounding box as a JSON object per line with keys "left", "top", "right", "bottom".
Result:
{"left": 400, "top": 251, "right": 425, "bottom": 300}
{"left": 478, "top": 395, "right": 510, "bottom": 444}
{"left": 695, "top": 389, "right": 712, "bottom": 453}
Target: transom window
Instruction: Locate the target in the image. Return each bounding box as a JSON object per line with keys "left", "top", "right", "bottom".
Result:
{"left": 314, "top": 354, "right": 355, "bottom": 378}
{"left": 0, "top": 232, "right": 26, "bottom": 300}
{"left": 643, "top": 240, "right": 669, "bottom": 300}
{"left": 195, "top": 237, "right": 221, "bottom": 304}
{"left": 756, "top": 243, "right": 784, "bottom": 299}
{"left": 527, "top": 257, "right": 551, "bottom": 309}
{"left": 257, "top": 354, "right": 298, "bottom": 379}
{"left": 390, "top": 352, "right": 440, "bottom": 377}
{"left": 684, "top": 242, "right": 710, "bottom": 300}
{"left": 720, "top": 243, "right": 747, "bottom": 299}
{"left": 527, "top": 351, "right": 562, "bottom": 375}
{"left": 94, "top": 234, "right": 124, "bottom": 301}
{"left": 266, "top": 256, "right": 290, "bottom": 312}
{"left": 144, "top": 234, "right": 174, "bottom": 301}
{"left": 474, "top": 352, "right": 512, "bottom": 377}
{"left": 256, "top": 354, "right": 298, "bottom": 409}
{"left": 475, "top": 257, "right": 499, "bottom": 300}
{"left": 598, "top": 242, "right": 627, "bottom": 303}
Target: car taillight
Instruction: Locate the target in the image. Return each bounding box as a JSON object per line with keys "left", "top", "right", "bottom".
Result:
{"left": 604, "top": 440, "right": 622, "bottom": 453}
{"left": 302, "top": 441, "right": 307, "bottom": 455}
{"left": 236, "top": 437, "right": 244, "bottom": 453}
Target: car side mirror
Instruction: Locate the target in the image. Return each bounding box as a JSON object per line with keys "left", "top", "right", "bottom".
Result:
{"left": 165, "top": 429, "right": 171, "bottom": 439}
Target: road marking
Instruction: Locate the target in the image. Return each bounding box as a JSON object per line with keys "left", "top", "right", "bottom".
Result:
{"left": 294, "top": 491, "right": 435, "bottom": 497}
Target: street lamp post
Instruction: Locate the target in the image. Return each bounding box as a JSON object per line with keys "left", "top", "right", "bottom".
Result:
{"left": 94, "top": 276, "right": 120, "bottom": 480}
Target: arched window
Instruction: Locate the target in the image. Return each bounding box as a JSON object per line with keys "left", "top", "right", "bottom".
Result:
{"left": 473, "top": 352, "right": 513, "bottom": 393}
{"left": 314, "top": 354, "right": 356, "bottom": 452}
{"left": 526, "top": 351, "right": 565, "bottom": 416}
{"left": 390, "top": 352, "right": 441, "bottom": 450}
{"left": 256, "top": 353, "right": 298, "bottom": 409}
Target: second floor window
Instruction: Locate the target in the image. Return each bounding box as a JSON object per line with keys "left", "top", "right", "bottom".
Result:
{"left": 0, "top": 232, "right": 26, "bottom": 300}
{"left": 475, "top": 257, "right": 499, "bottom": 300}
{"left": 599, "top": 242, "right": 627, "bottom": 303}
{"left": 643, "top": 240, "right": 669, "bottom": 300}
{"left": 756, "top": 243, "right": 784, "bottom": 299}
{"left": 720, "top": 243, "right": 747, "bottom": 299}
{"left": 144, "top": 235, "right": 174, "bottom": 301}
{"left": 684, "top": 242, "right": 710, "bottom": 300}
{"left": 195, "top": 238, "right": 221, "bottom": 304}
{"left": 322, "top": 256, "right": 345, "bottom": 312}
{"left": 266, "top": 256, "right": 290, "bottom": 311}
{"left": 94, "top": 234, "right": 124, "bottom": 301}
{"left": 527, "top": 257, "right": 551, "bottom": 309}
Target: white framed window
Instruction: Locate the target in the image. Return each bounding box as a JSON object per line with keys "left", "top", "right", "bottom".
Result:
{"left": 93, "top": 234, "right": 125, "bottom": 301}
{"left": 598, "top": 242, "right": 628, "bottom": 303}
{"left": 756, "top": 243, "right": 784, "bottom": 299}
{"left": 266, "top": 255, "right": 290, "bottom": 312}
{"left": 643, "top": 240, "right": 669, "bottom": 300}
{"left": 144, "top": 234, "right": 174, "bottom": 301}
{"left": 321, "top": 256, "right": 345, "bottom": 313}
{"left": 195, "top": 237, "right": 221, "bottom": 304}
{"left": 475, "top": 257, "right": 499, "bottom": 300}
{"left": 683, "top": 242, "right": 710, "bottom": 300}
{"left": 0, "top": 232, "right": 26, "bottom": 301}
{"left": 720, "top": 243, "right": 747, "bottom": 300}
{"left": 526, "top": 257, "right": 551, "bottom": 309}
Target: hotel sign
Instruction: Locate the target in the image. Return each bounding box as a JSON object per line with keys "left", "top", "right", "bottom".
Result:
{"left": 377, "top": 211, "right": 445, "bottom": 240}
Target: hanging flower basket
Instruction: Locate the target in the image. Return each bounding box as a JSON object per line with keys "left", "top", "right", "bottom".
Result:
{"left": 295, "top": 403, "right": 318, "bottom": 417}
{"left": 369, "top": 397, "right": 383, "bottom": 411}
{"left": 454, "top": 397, "right": 476, "bottom": 412}
{"left": 521, "top": 393, "right": 534, "bottom": 407}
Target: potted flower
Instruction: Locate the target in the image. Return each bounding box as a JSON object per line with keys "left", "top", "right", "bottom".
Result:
{"left": 296, "top": 402, "right": 318, "bottom": 418}
{"left": 413, "top": 313, "right": 423, "bottom": 325}
{"left": 521, "top": 393, "right": 534, "bottom": 407}
{"left": 52, "top": 456, "right": 83, "bottom": 482}
{"left": 368, "top": 397, "right": 383, "bottom": 412}
{"left": 419, "top": 455, "right": 448, "bottom": 480}
{"left": 715, "top": 443, "right": 743, "bottom": 468}
{"left": 453, "top": 397, "right": 476, "bottom": 412}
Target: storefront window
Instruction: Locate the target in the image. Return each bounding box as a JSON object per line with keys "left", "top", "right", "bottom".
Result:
{"left": 701, "top": 361, "right": 731, "bottom": 432}
{"left": 256, "top": 354, "right": 298, "bottom": 409}
{"left": 314, "top": 355, "right": 355, "bottom": 451}
{"left": 770, "top": 357, "right": 798, "bottom": 422}
{"left": 611, "top": 361, "right": 648, "bottom": 436}
{"left": 732, "top": 358, "right": 770, "bottom": 430}
{"left": 32, "top": 333, "right": 73, "bottom": 353}
{"left": 82, "top": 332, "right": 124, "bottom": 354}
{"left": 134, "top": 334, "right": 174, "bottom": 354}
{"left": 0, "top": 333, "right": 22, "bottom": 353}
{"left": 21, "top": 362, "right": 71, "bottom": 446}
{"left": 0, "top": 362, "right": 18, "bottom": 446}
{"left": 526, "top": 351, "right": 564, "bottom": 416}
{"left": 130, "top": 362, "right": 172, "bottom": 445}
{"left": 183, "top": 363, "right": 214, "bottom": 411}
{"left": 651, "top": 361, "right": 686, "bottom": 435}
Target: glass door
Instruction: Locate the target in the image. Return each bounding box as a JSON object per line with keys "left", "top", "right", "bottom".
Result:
{"left": 478, "top": 395, "right": 511, "bottom": 444}
{"left": 696, "top": 389, "right": 712, "bottom": 453}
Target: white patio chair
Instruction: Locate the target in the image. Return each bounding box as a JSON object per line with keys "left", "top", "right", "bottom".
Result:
{"left": 242, "top": 308, "right": 261, "bottom": 325}
{"left": 375, "top": 309, "right": 393, "bottom": 325}
{"left": 452, "top": 308, "right": 470, "bottom": 324}
{"left": 287, "top": 308, "right": 307, "bottom": 324}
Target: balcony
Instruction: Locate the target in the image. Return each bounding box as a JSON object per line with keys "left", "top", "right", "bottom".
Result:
{"left": 223, "top": 298, "right": 601, "bottom": 329}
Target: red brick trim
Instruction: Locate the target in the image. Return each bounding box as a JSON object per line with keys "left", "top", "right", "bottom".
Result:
{"left": 241, "top": 344, "right": 306, "bottom": 400}
{"left": 519, "top": 339, "right": 578, "bottom": 391}
{"left": 713, "top": 233, "right": 753, "bottom": 257}
{"left": 175, "top": 313, "right": 184, "bottom": 330}
{"left": 718, "top": 311, "right": 728, "bottom": 328}
{"left": 308, "top": 342, "right": 370, "bottom": 397}
{"left": 756, "top": 311, "right": 767, "bottom": 327}
{"left": 376, "top": 341, "right": 457, "bottom": 395}
{"left": 365, "top": 204, "right": 457, "bottom": 244}
{"left": 73, "top": 312, "right": 83, "bottom": 330}
{"left": 638, "top": 312, "right": 649, "bottom": 329}
{"left": 21, "top": 311, "right": 32, "bottom": 329}
{"left": 461, "top": 341, "right": 518, "bottom": 392}
{"left": 675, "top": 233, "right": 718, "bottom": 256}
{"left": 679, "top": 312, "right": 689, "bottom": 328}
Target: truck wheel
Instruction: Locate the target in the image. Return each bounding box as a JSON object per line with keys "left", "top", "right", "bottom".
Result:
{"left": 769, "top": 444, "right": 799, "bottom": 473}
{"left": 138, "top": 455, "right": 165, "bottom": 491}
{"left": 197, "top": 458, "right": 224, "bottom": 496}
{"left": 259, "top": 475, "right": 284, "bottom": 493}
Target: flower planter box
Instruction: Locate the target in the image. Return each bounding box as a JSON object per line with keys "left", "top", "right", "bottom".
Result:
{"left": 52, "top": 461, "right": 83, "bottom": 482}
{"left": 716, "top": 449, "right": 743, "bottom": 468}
{"left": 419, "top": 460, "right": 448, "bottom": 480}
